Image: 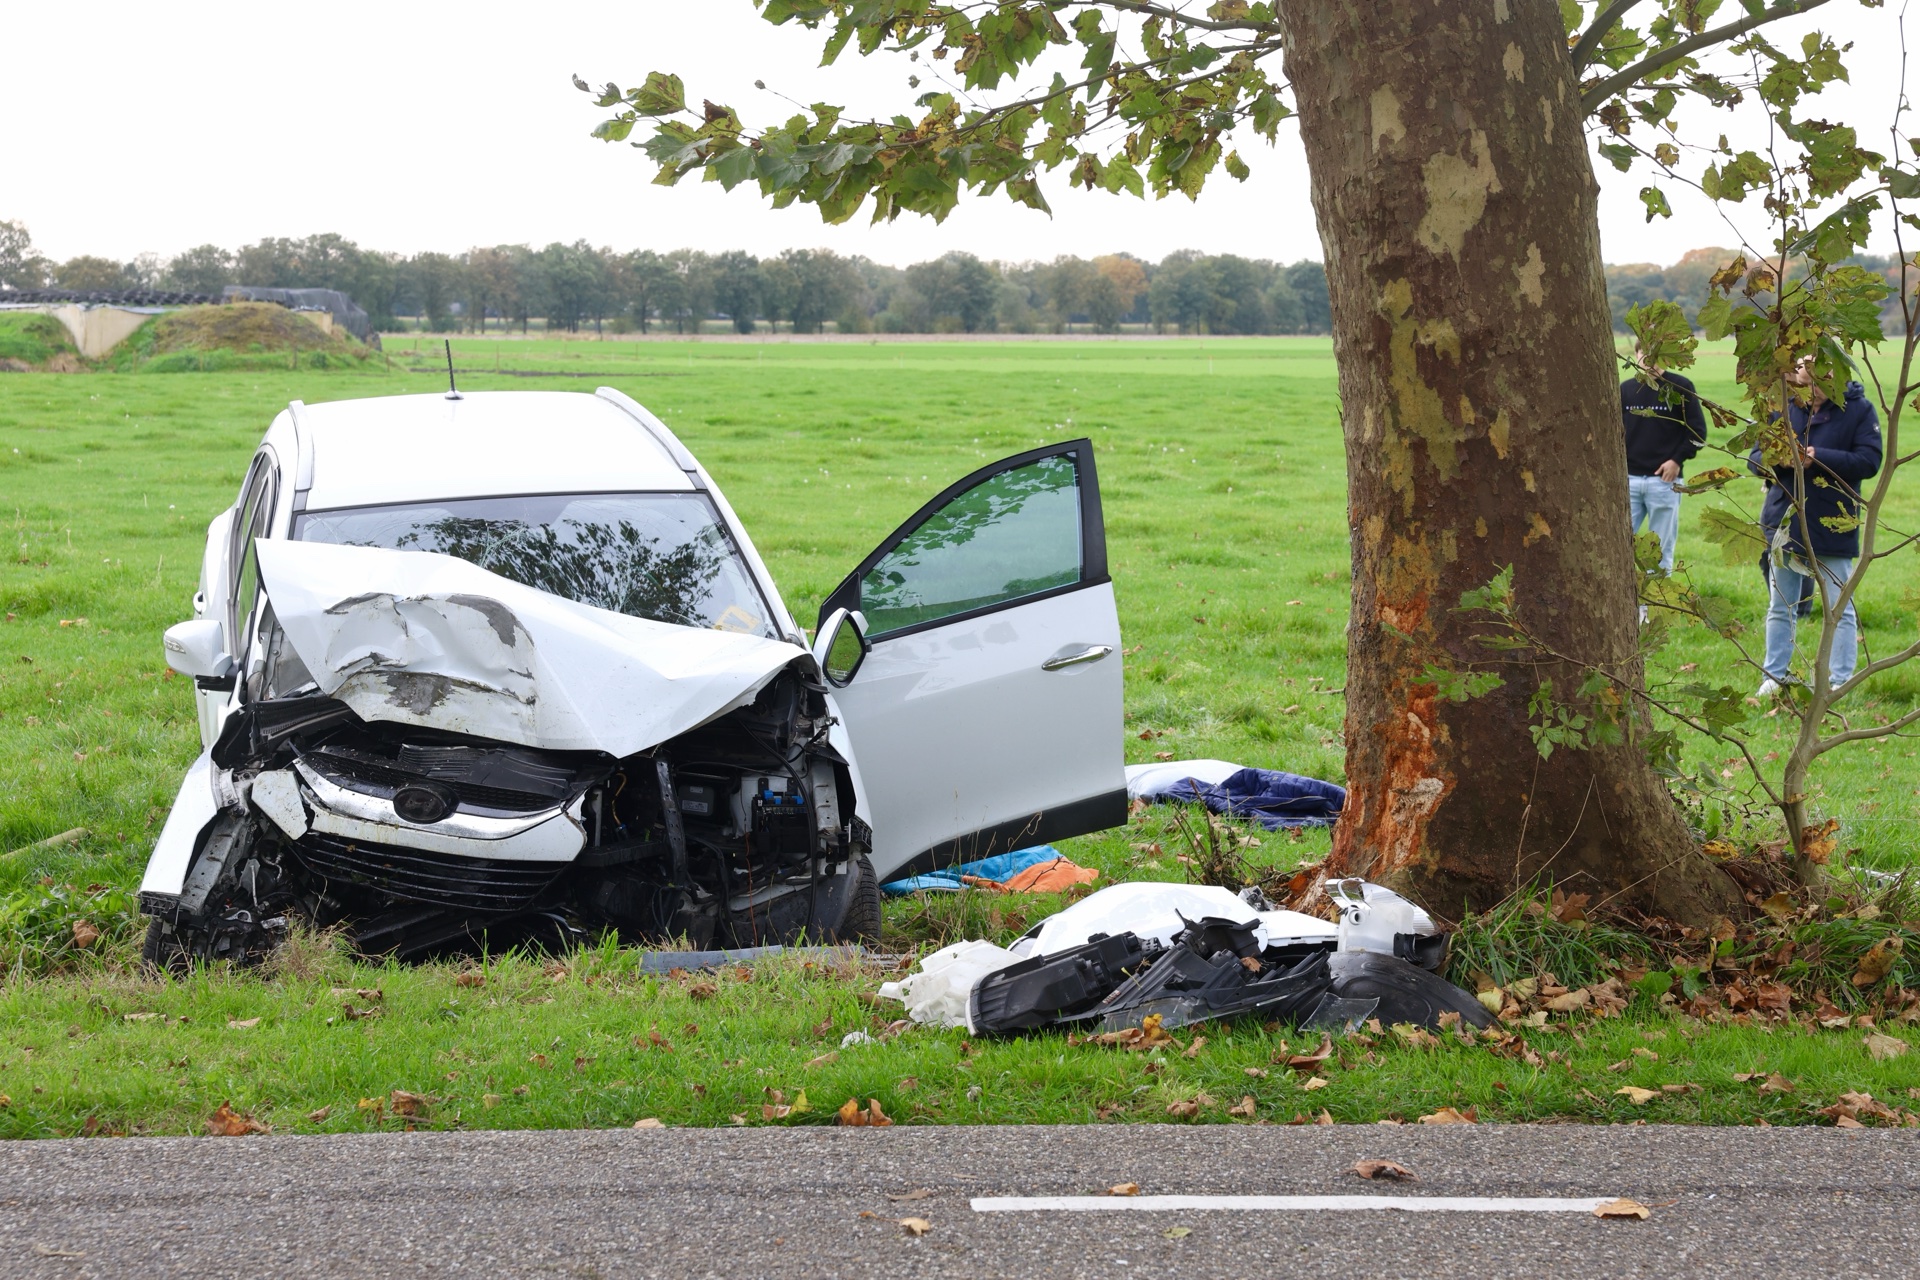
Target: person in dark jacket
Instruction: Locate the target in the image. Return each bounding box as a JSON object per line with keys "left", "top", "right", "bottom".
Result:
{"left": 1747, "top": 366, "right": 1883, "bottom": 695}
{"left": 1622, "top": 354, "right": 1708, "bottom": 576}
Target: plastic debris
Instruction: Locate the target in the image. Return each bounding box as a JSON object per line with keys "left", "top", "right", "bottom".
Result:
{"left": 879, "top": 879, "right": 1489, "bottom": 1036}
{"left": 880, "top": 846, "right": 1098, "bottom": 895}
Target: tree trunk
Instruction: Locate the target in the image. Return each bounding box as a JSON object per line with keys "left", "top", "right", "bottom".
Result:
{"left": 1277, "top": 0, "right": 1740, "bottom": 926}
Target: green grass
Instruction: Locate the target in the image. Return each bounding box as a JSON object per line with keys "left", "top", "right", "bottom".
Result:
{"left": 0, "top": 335, "right": 1915, "bottom": 1135}
{"left": 0, "top": 313, "right": 77, "bottom": 368}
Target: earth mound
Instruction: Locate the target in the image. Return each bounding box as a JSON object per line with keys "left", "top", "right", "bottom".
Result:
{"left": 110, "top": 303, "right": 378, "bottom": 372}
{"left": 0, "top": 313, "right": 83, "bottom": 372}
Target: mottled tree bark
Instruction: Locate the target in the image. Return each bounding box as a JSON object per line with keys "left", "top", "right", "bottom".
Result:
{"left": 1276, "top": 0, "right": 1740, "bottom": 924}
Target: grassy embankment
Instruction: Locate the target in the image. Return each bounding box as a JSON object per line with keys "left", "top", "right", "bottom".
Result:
{"left": 0, "top": 336, "right": 1914, "bottom": 1136}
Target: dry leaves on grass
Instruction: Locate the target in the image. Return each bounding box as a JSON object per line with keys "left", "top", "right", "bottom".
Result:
{"left": 205, "top": 1102, "right": 270, "bottom": 1136}
{"left": 1091, "top": 1014, "right": 1175, "bottom": 1051}
{"left": 70, "top": 920, "right": 99, "bottom": 948}
{"left": 389, "top": 1090, "right": 430, "bottom": 1117}
{"left": 1863, "top": 1032, "right": 1909, "bottom": 1061}
{"left": 1593, "top": 1198, "right": 1652, "bottom": 1220}
{"left": 226, "top": 1017, "right": 260, "bottom": 1030}
{"left": 761, "top": 1089, "right": 810, "bottom": 1120}
{"left": 1817, "top": 1092, "right": 1918, "bottom": 1128}
{"left": 836, "top": 1098, "right": 893, "bottom": 1127}
{"left": 1853, "top": 938, "right": 1903, "bottom": 987}
{"left": 1615, "top": 1087, "right": 1659, "bottom": 1105}
{"left": 1299, "top": 1076, "right": 1330, "bottom": 1092}
{"left": 1228, "top": 1096, "right": 1257, "bottom": 1118}
{"left": 1183, "top": 1036, "right": 1207, "bottom": 1059}
{"left": 453, "top": 971, "right": 485, "bottom": 988}
{"left": 1417, "top": 1107, "right": 1477, "bottom": 1125}
{"left": 1283, "top": 1036, "right": 1334, "bottom": 1073}
{"left": 1352, "top": 1160, "right": 1417, "bottom": 1182}
{"left": 805, "top": 1052, "right": 839, "bottom": 1069}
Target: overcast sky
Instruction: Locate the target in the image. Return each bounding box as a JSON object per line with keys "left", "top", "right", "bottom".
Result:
{"left": 5, "top": 1, "right": 1909, "bottom": 269}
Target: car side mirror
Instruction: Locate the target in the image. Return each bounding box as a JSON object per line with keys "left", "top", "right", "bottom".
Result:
{"left": 812, "top": 607, "right": 870, "bottom": 687}
{"left": 163, "top": 618, "right": 235, "bottom": 683}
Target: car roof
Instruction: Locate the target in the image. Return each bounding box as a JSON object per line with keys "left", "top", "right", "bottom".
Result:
{"left": 294, "top": 391, "right": 694, "bottom": 511}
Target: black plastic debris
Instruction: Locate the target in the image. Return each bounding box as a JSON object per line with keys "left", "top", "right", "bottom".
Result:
{"left": 1326, "top": 950, "right": 1495, "bottom": 1030}
{"left": 968, "top": 931, "right": 1153, "bottom": 1032}
{"left": 962, "top": 909, "right": 1490, "bottom": 1036}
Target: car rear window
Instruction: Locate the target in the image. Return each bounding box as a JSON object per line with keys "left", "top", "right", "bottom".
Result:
{"left": 294, "top": 493, "right": 776, "bottom": 637}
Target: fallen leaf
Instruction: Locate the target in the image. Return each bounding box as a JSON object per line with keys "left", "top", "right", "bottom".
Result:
{"left": 688, "top": 981, "right": 719, "bottom": 1000}
{"left": 835, "top": 1097, "right": 892, "bottom": 1127}
{"left": 1183, "top": 1035, "right": 1207, "bottom": 1059}
{"left": 1853, "top": 938, "right": 1903, "bottom": 987}
{"left": 1475, "top": 988, "right": 1504, "bottom": 1015}
{"left": 1093, "top": 1013, "right": 1176, "bottom": 1051}
{"left": 1864, "top": 1032, "right": 1909, "bottom": 1061}
{"left": 1833, "top": 1113, "right": 1867, "bottom": 1129}
{"left": 205, "top": 1102, "right": 270, "bottom": 1136}
{"left": 1108, "top": 1182, "right": 1141, "bottom": 1197}
{"left": 1153, "top": 751, "right": 1174, "bottom": 761}
{"left": 1314, "top": 1109, "right": 1334, "bottom": 1126}
{"left": 227, "top": 1017, "right": 260, "bottom": 1030}
{"left": 1300, "top": 1076, "right": 1330, "bottom": 1092}
{"left": 1164, "top": 1226, "right": 1193, "bottom": 1239}
{"left": 897, "top": 1217, "right": 931, "bottom": 1237}
{"left": 1244, "top": 1067, "right": 1269, "bottom": 1079}
{"left": 1632, "top": 1047, "right": 1659, "bottom": 1061}
{"left": 1165, "top": 1100, "right": 1201, "bottom": 1118}
{"left": 453, "top": 971, "right": 485, "bottom": 988}
{"left": 633, "top": 1117, "right": 665, "bottom": 1130}
{"left": 483, "top": 1094, "right": 502, "bottom": 1109}
{"left": 1546, "top": 989, "right": 1592, "bottom": 1013}
{"left": 70, "top": 919, "right": 99, "bottom": 948}
{"left": 1606, "top": 1058, "right": 1633, "bottom": 1073}
{"left": 806, "top": 1051, "right": 840, "bottom": 1069}
{"left": 1417, "top": 1107, "right": 1476, "bottom": 1125}
{"left": 1352, "top": 1160, "right": 1417, "bottom": 1181}
{"left": 1661, "top": 1083, "right": 1701, "bottom": 1095}
{"left": 887, "top": 1188, "right": 934, "bottom": 1202}
{"left": 306, "top": 1106, "right": 330, "bottom": 1122}
{"left": 1228, "top": 1096, "right": 1257, "bottom": 1118}
{"left": 1593, "top": 1198, "right": 1651, "bottom": 1220}
{"left": 512, "top": 1085, "right": 529, "bottom": 1096}
{"left": 1615, "top": 1086, "right": 1659, "bottom": 1104}
{"left": 389, "top": 1090, "right": 429, "bottom": 1117}
{"left": 124, "top": 1012, "right": 161, "bottom": 1022}
{"left": 1285, "top": 1035, "right": 1333, "bottom": 1072}
{"left": 1758, "top": 892, "right": 1798, "bottom": 922}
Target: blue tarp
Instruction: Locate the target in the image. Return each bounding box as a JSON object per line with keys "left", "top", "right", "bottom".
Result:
{"left": 1159, "top": 767, "right": 1346, "bottom": 830}
{"left": 881, "top": 845, "right": 1063, "bottom": 896}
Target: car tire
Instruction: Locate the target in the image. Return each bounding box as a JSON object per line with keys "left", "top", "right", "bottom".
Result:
{"left": 141, "top": 917, "right": 193, "bottom": 977}
{"left": 830, "top": 854, "right": 884, "bottom": 945}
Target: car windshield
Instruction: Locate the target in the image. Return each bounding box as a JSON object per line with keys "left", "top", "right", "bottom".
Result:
{"left": 294, "top": 493, "right": 776, "bottom": 637}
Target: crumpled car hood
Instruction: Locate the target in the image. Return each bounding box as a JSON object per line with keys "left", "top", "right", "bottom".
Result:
{"left": 256, "top": 540, "right": 807, "bottom": 758}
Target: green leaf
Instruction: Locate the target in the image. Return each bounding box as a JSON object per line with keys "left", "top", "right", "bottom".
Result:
{"left": 1698, "top": 506, "right": 1767, "bottom": 565}
{"left": 1638, "top": 185, "right": 1673, "bottom": 221}
{"left": 707, "top": 145, "right": 757, "bottom": 190}
{"left": 1223, "top": 150, "right": 1250, "bottom": 182}
{"left": 630, "top": 71, "right": 687, "bottom": 118}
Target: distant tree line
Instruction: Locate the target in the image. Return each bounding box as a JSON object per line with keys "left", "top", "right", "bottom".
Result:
{"left": 0, "top": 220, "right": 1330, "bottom": 337}
{"left": 1605, "top": 246, "right": 1905, "bottom": 334}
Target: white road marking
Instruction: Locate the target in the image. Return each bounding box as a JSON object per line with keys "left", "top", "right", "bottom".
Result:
{"left": 971, "top": 1195, "right": 1614, "bottom": 1214}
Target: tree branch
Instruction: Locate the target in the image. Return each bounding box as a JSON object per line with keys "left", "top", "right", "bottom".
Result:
{"left": 1580, "top": 0, "right": 1832, "bottom": 114}
{"left": 1813, "top": 704, "right": 1920, "bottom": 753}
{"left": 1570, "top": 0, "right": 1643, "bottom": 72}
{"left": 1079, "top": 0, "right": 1277, "bottom": 34}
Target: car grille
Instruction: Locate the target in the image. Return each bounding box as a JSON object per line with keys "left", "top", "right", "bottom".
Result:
{"left": 290, "top": 833, "right": 566, "bottom": 913}
{"left": 302, "top": 750, "right": 557, "bottom": 814}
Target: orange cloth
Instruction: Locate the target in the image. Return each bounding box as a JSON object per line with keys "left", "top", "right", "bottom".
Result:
{"left": 959, "top": 857, "right": 1101, "bottom": 894}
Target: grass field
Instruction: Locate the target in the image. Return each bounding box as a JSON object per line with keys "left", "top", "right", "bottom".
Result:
{"left": 0, "top": 335, "right": 1915, "bottom": 1137}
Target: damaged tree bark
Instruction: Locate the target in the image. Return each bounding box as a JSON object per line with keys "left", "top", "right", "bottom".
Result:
{"left": 1276, "top": 1, "right": 1740, "bottom": 924}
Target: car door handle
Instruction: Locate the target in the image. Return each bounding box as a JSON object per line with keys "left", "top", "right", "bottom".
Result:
{"left": 1041, "top": 644, "right": 1114, "bottom": 671}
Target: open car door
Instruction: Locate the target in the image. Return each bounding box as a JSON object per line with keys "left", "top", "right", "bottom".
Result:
{"left": 819, "top": 439, "right": 1125, "bottom": 883}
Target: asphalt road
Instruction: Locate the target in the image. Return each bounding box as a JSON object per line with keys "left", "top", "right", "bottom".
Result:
{"left": 3, "top": 1124, "right": 1916, "bottom": 1279}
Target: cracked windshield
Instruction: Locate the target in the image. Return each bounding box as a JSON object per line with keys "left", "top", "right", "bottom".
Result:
{"left": 295, "top": 493, "right": 773, "bottom": 635}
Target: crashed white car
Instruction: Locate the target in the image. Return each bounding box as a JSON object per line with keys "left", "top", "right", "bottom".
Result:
{"left": 140, "top": 388, "right": 1125, "bottom": 965}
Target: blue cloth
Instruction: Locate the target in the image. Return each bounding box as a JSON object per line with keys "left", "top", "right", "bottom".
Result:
{"left": 1159, "top": 767, "right": 1346, "bottom": 830}
{"left": 881, "top": 845, "right": 1064, "bottom": 896}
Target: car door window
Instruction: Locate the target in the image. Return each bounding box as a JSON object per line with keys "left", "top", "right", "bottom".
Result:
{"left": 229, "top": 458, "right": 278, "bottom": 656}
{"left": 855, "top": 452, "right": 1087, "bottom": 639}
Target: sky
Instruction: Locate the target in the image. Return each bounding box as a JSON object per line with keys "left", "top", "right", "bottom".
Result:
{"left": 3, "top": 1, "right": 1910, "bottom": 270}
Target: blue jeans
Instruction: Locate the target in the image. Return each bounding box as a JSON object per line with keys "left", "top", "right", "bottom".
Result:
{"left": 1764, "top": 552, "right": 1858, "bottom": 687}
{"left": 1628, "top": 474, "right": 1681, "bottom": 574}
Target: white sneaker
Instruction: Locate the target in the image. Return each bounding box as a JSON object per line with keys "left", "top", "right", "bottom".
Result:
{"left": 1756, "top": 677, "right": 1783, "bottom": 698}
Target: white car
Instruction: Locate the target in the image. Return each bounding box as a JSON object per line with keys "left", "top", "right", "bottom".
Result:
{"left": 141, "top": 387, "right": 1125, "bottom": 965}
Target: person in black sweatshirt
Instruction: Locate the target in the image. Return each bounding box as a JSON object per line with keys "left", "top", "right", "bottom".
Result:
{"left": 1622, "top": 352, "right": 1708, "bottom": 577}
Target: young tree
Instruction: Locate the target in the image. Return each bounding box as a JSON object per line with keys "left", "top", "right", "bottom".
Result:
{"left": 52, "top": 256, "right": 130, "bottom": 293}
{"left": 712, "top": 249, "right": 764, "bottom": 333}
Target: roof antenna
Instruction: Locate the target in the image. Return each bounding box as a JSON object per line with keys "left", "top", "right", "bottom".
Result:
{"left": 443, "top": 339, "right": 461, "bottom": 401}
